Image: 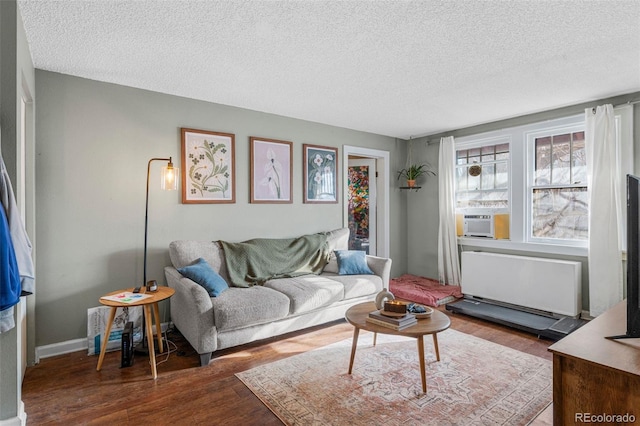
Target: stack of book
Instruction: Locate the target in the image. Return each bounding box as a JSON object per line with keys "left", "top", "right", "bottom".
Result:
{"left": 366, "top": 310, "right": 417, "bottom": 330}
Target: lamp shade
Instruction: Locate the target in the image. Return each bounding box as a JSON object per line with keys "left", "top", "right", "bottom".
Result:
{"left": 161, "top": 162, "right": 178, "bottom": 190}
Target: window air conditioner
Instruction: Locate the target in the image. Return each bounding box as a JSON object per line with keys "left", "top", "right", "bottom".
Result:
{"left": 463, "top": 214, "right": 494, "bottom": 238}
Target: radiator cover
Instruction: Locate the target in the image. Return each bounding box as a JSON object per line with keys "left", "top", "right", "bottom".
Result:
{"left": 461, "top": 251, "right": 582, "bottom": 317}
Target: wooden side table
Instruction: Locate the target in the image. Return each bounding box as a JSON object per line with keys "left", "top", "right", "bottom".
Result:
{"left": 96, "top": 286, "right": 175, "bottom": 379}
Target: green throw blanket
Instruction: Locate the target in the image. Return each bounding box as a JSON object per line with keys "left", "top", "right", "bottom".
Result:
{"left": 219, "top": 233, "right": 330, "bottom": 287}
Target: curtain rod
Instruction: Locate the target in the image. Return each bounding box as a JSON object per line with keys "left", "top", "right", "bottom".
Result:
{"left": 592, "top": 99, "right": 640, "bottom": 114}
{"left": 427, "top": 98, "right": 640, "bottom": 144}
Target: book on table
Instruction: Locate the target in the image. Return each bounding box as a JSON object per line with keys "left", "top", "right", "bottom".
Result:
{"left": 368, "top": 310, "right": 416, "bottom": 324}
{"left": 366, "top": 310, "right": 417, "bottom": 330}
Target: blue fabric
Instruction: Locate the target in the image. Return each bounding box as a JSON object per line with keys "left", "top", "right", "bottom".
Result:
{"left": 0, "top": 206, "right": 21, "bottom": 311}
{"left": 334, "top": 250, "right": 374, "bottom": 275}
{"left": 178, "top": 258, "right": 229, "bottom": 297}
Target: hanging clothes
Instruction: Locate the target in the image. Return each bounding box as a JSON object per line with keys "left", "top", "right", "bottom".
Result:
{"left": 0, "top": 154, "right": 35, "bottom": 333}
{"left": 0, "top": 205, "right": 21, "bottom": 332}
{"left": 0, "top": 155, "right": 34, "bottom": 294}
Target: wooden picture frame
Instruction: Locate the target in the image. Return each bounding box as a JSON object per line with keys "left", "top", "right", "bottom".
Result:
{"left": 303, "top": 144, "right": 338, "bottom": 204}
{"left": 250, "top": 137, "right": 293, "bottom": 204}
{"left": 181, "top": 128, "right": 235, "bottom": 204}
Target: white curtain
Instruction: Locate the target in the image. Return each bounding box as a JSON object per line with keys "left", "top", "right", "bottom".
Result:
{"left": 585, "top": 104, "right": 623, "bottom": 317}
{"left": 438, "top": 136, "right": 461, "bottom": 286}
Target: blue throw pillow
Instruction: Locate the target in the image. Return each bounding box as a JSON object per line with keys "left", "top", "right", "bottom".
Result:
{"left": 177, "top": 258, "right": 229, "bottom": 297}
{"left": 334, "top": 250, "right": 374, "bottom": 275}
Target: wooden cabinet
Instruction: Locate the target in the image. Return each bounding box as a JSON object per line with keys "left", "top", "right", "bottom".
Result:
{"left": 548, "top": 300, "right": 640, "bottom": 424}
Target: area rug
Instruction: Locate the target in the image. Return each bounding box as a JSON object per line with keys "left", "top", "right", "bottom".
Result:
{"left": 390, "top": 274, "right": 463, "bottom": 307}
{"left": 236, "top": 330, "right": 551, "bottom": 426}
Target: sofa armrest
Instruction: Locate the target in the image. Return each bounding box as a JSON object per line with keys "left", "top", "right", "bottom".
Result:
{"left": 164, "top": 266, "right": 218, "bottom": 356}
{"left": 366, "top": 255, "right": 392, "bottom": 288}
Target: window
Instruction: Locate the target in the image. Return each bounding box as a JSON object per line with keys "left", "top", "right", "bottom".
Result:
{"left": 529, "top": 128, "right": 587, "bottom": 242}
{"left": 454, "top": 106, "right": 633, "bottom": 255}
{"left": 456, "top": 141, "right": 509, "bottom": 209}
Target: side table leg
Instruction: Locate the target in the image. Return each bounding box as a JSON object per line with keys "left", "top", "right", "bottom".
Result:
{"left": 96, "top": 307, "right": 117, "bottom": 371}
{"left": 348, "top": 327, "right": 360, "bottom": 374}
{"left": 432, "top": 333, "right": 441, "bottom": 362}
{"left": 417, "top": 336, "right": 427, "bottom": 393}
{"left": 373, "top": 331, "right": 377, "bottom": 347}
{"left": 144, "top": 304, "right": 157, "bottom": 379}
{"left": 152, "top": 302, "right": 163, "bottom": 353}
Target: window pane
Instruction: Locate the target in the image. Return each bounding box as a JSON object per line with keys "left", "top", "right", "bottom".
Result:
{"left": 535, "top": 137, "right": 551, "bottom": 185}
{"left": 572, "top": 132, "right": 586, "bottom": 184}
{"left": 496, "top": 161, "right": 508, "bottom": 188}
{"left": 496, "top": 143, "right": 509, "bottom": 160}
{"left": 532, "top": 187, "right": 588, "bottom": 240}
{"left": 456, "top": 190, "right": 508, "bottom": 209}
{"left": 468, "top": 148, "right": 481, "bottom": 163}
{"left": 551, "top": 134, "right": 571, "bottom": 185}
{"left": 481, "top": 145, "right": 495, "bottom": 162}
{"left": 481, "top": 164, "right": 495, "bottom": 190}
{"left": 456, "top": 142, "right": 510, "bottom": 210}
{"left": 456, "top": 166, "right": 467, "bottom": 191}
{"left": 457, "top": 149, "right": 468, "bottom": 165}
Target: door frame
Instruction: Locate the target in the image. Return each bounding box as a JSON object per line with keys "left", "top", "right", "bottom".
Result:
{"left": 343, "top": 146, "right": 389, "bottom": 258}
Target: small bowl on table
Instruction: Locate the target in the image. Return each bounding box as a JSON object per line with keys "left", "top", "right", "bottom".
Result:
{"left": 407, "top": 303, "right": 434, "bottom": 319}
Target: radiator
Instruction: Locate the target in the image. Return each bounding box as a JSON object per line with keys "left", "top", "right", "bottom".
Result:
{"left": 461, "top": 251, "right": 582, "bottom": 317}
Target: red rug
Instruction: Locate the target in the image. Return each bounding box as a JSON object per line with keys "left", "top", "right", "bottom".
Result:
{"left": 390, "top": 274, "right": 463, "bottom": 307}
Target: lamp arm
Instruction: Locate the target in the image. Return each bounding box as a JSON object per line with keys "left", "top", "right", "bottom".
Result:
{"left": 144, "top": 157, "right": 172, "bottom": 287}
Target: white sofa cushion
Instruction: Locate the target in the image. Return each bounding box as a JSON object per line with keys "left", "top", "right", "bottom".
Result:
{"left": 211, "top": 286, "right": 290, "bottom": 331}
{"left": 264, "top": 274, "right": 344, "bottom": 315}
{"left": 322, "top": 273, "right": 383, "bottom": 300}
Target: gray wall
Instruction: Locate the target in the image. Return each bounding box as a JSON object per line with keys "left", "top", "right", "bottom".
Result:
{"left": 407, "top": 92, "right": 640, "bottom": 312}
{"left": 34, "top": 70, "right": 409, "bottom": 347}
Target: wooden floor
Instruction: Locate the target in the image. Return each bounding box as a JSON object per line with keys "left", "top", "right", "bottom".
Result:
{"left": 22, "top": 306, "right": 554, "bottom": 425}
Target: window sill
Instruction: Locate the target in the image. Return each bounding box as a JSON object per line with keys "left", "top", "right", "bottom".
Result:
{"left": 457, "top": 237, "right": 588, "bottom": 257}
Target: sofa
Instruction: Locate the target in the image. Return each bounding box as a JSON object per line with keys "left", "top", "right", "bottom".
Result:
{"left": 164, "top": 228, "right": 392, "bottom": 366}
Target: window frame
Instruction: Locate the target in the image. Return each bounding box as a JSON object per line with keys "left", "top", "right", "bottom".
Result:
{"left": 525, "top": 120, "right": 587, "bottom": 247}
{"left": 455, "top": 135, "right": 511, "bottom": 212}
{"left": 455, "top": 105, "right": 633, "bottom": 257}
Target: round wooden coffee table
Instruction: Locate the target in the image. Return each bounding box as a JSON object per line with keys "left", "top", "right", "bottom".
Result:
{"left": 345, "top": 301, "right": 451, "bottom": 393}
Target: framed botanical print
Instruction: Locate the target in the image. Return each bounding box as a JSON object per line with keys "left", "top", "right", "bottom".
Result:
{"left": 250, "top": 137, "right": 293, "bottom": 204}
{"left": 303, "top": 144, "right": 338, "bottom": 203}
{"left": 181, "top": 128, "right": 235, "bottom": 204}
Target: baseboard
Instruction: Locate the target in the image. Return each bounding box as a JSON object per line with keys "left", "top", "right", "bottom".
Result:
{"left": 35, "top": 322, "right": 171, "bottom": 362}
{"left": 36, "top": 338, "right": 87, "bottom": 362}
{"left": 0, "top": 401, "right": 26, "bottom": 425}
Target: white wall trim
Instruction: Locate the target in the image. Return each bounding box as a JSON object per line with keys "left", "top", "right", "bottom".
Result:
{"left": 35, "top": 321, "right": 172, "bottom": 362}
{"left": 0, "top": 401, "right": 26, "bottom": 426}
{"left": 35, "top": 338, "right": 87, "bottom": 362}
{"left": 343, "top": 145, "right": 390, "bottom": 258}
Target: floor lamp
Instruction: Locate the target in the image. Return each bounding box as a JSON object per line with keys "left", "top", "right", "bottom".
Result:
{"left": 135, "top": 157, "right": 177, "bottom": 354}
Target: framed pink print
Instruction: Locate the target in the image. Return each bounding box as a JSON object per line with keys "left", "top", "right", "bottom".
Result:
{"left": 250, "top": 137, "right": 293, "bottom": 204}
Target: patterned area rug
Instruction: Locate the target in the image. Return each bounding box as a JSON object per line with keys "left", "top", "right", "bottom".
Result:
{"left": 236, "top": 330, "right": 551, "bottom": 426}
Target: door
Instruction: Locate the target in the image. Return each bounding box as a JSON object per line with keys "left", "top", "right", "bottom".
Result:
{"left": 347, "top": 158, "right": 377, "bottom": 254}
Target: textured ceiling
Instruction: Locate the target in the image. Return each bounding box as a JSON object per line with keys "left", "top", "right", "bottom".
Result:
{"left": 17, "top": 0, "right": 640, "bottom": 139}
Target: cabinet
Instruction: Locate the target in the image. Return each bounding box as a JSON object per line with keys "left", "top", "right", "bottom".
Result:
{"left": 548, "top": 300, "right": 640, "bottom": 424}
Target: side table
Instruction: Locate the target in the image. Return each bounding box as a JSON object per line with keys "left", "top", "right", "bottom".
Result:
{"left": 96, "top": 286, "right": 175, "bottom": 379}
